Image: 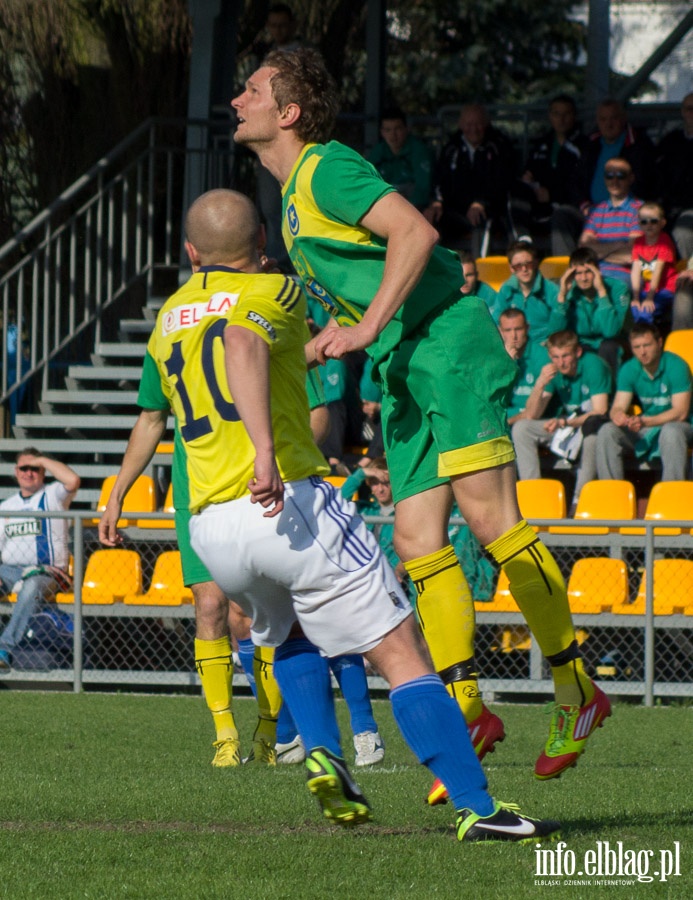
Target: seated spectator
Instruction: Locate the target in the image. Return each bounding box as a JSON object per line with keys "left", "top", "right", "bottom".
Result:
{"left": 579, "top": 158, "right": 643, "bottom": 284}
{"left": 366, "top": 107, "right": 434, "bottom": 211}
{"left": 511, "top": 94, "right": 588, "bottom": 256}
{"left": 655, "top": 92, "right": 693, "bottom": 260}
{"left": 497, "top": 308, "right": 551, "bottom": 425}
{"left": 581, "top": 99, "right": 655, "bottom": 208}
{"left": 0, "top": 449, "right": 80, "bottom": 671}
{"left": 493, "top": 240, "right": 567, "bottom": 344}
{"left": 630, "top": 202, "right": 679, "bottom": 332}
{"left": 425, "top": 103, "right": 516, "bottom": 256}
{"left": 597, "top": 322, "right": 693, "bottom": 481}
{"left": 456, "top": 250, "right": 497, "bottom": 311}
{"left": 560, "top": 246, "right": 631, "bottom": 375}
{"left": 512, "top": 330, "right": 612, "bottom": 512}
{"left": 672, "top": 254, "right": 693, "bottom": 331}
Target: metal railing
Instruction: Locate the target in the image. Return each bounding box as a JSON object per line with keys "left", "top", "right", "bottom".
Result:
{"left": 1, "top": 509, "right": 692, "bottom": 703}
{"left": 0, "top": 116, "right": 234, "bottom": 408}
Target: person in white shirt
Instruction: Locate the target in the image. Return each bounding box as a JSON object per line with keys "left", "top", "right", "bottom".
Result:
{"left": 0, "top": 448, "right": 80, "bottom": 670}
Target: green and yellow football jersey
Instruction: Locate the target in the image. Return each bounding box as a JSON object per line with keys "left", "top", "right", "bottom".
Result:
{"left": 281, "top": 142, "right": 464, "bottom": 365}
{"left": 144, "top": 265, "right": 328, "bottom": 513}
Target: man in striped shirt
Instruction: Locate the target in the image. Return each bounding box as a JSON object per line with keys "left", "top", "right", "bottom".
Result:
{"left": 579, "top": 157, "right": 642, "bottom": 285}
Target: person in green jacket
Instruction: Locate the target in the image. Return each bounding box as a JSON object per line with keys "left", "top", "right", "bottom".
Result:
{"left": 367, "top": 107, "right": 434, "bottom": 211}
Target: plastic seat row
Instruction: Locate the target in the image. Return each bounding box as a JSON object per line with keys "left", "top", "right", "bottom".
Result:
{"left": 54, "top": 549, "right": 192, "bottom": 606}
{"left": 476, "top": 557, "right": 693, "bottom": 616}
{"left": 518, "top": 478, "right": 693, "bottom": 535}
{"left": 475, "top": 255, "right": 570, "bottom": 290}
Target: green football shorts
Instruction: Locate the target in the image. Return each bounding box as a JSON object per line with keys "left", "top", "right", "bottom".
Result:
{"left": 175, "top": 506, "right": 213, "bottom": 587}
{"left": 379, "top": 293, "right": 516, "bottom": 504}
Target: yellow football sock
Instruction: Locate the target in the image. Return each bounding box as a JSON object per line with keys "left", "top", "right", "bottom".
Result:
{"left": 405, "top": 545, "right": 482, "bottom": 721}
{"left": 486, "top": 520, "right": 594, "bottom": 707}
{"left": 253, "top": 645, "right": 282, "bottom": 744}
{"left": 195, "top": 636, "right": 238, "bottom": 741}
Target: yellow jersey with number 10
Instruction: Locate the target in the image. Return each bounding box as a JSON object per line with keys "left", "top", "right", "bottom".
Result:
{"left": 148, "top": 266, "right": 329, "bottom": 513}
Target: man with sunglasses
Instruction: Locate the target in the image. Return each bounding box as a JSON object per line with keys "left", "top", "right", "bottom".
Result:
{"left": 494, "top": 240, "right": 567, "bottom": 344}
{"left": 0, "top": 448, "right": 80, "bottom": 670}
{"left": 579, "top": 158, "right": 643, "bottom": 284}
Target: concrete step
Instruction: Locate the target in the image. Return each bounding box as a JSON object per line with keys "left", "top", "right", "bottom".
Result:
{"left": 67, "top": 365, "right": 143, "bottom": 384}
{"left": 118, "top": 320, "right": 152, "bottom": 341}
{"left": 40, "top": 390, "right": 140, "bottom": 412}
{"left": 13, "top": 413, "right": 173, "bottom": 438}
{"left": 91, "top": 343, "right": 147, "bottom": 365}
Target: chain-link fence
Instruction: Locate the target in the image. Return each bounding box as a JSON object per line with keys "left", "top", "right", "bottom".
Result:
{"left": 1, "top": 510, "right": 692, "bottom": 702}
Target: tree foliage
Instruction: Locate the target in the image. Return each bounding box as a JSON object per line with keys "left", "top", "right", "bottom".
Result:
{"left": 0, "top": 0, "right": 585, "bottom": 242}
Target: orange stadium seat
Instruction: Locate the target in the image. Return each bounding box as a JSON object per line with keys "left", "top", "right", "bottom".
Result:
{"left": 622, "top": 481, "right": 693, "bottom": 536}
{"left": 516, "top": 478, "right": 566, "bottom": 530}
{"left": 664, "top": 329, "right": 693, "bottom": 373}
{"left": 91, "top": 474, "right": 157, "bottom": 528}
{"left": 56, "top": 549, "right": 143, "bottom": 605}
{"left": 549, "top": 480, "right": 636, "bottom": 535}
{"left": 567, "top": 557, "right": 629, "bottom": 614}
{"left": 124, "top": 551, "right": 192, "bottom": 606}
{"left": 612, "top": 559, "right": 693, "bottom": 616}
{"left": 475, "top": 256, "right": 511, "bottom": 290}
{"left": 539, "top": 256, "right": 570, "bottom": 281}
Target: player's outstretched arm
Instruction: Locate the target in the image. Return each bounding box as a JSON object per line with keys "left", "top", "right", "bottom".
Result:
{"left": 98, "top": 408, "right": 168, "bottom": 546}
{"left": 314, "top": 192, "right": 438, "bottom": 363}
{"left": 224, "top": 324, "right": 284, "bottom": 517}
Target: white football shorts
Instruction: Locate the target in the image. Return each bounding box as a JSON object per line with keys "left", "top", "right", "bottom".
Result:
{"left": 189, "top": 476, "right": 412, "bottom": 657}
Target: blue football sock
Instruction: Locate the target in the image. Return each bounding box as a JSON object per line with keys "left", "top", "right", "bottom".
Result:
{"left": 329, "top": 654, "right": 377, "bottom": 735}
{"left": 273, "top": 637, "right": 342, "bottom": 758}
{"left": 390, "top": 674, "right": 494, "bottom": 815}
{"left": 276, "top": 700, "right": 298, "bottom": 744}
{"left": 236, "top": 638, "right": 257, "bottom": 697}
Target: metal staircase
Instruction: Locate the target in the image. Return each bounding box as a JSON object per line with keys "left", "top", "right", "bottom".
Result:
{"left": 0, "top": 117, "right": 232, "bottom": 508}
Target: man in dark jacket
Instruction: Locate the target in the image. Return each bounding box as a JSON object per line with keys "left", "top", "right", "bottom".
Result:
{"left": 655, "top": 92, "right": 693, "bottom": 260}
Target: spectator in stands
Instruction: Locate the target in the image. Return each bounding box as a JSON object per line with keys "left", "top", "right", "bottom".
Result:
{"left": 597, "top": 322, "right": 693, "bottom": 482}
{"left": 581, "top": 99, "right": 655, "bottom": 208}
{"left": 560, "top": 246, "right": 631, "bottom": 375}
{"left": 493, "top": 240, "right": 567, "bottom": 343}
{"left": 425, "top": 103, "right": 516, "bottom": 256}
{"left": 456, "top": 250, "right": 497, "bottom": 310}
{"left": 672, "top": 254, "right": 693, "bottom": 331}
{"left": 655, "top": 92, "right": 693, "bottom": 260}
{"left": 512, "top": 330, "right": 612, "bottom": 513}
{"left": 0, "top": 448, "right": 80, "bottom": 671}
{"left": 498, "top": 308, "right": 551, "bottom": 425}
{"left": 512, "top": 94, "right": 588, "bottom": 255}
{"left": 630, "top": 202, "right": 679, "bottom": 331}
{"left": 579, "top": 158, "right": 643, "bottom": 285}
{"left": 367, "top": 107, "right": 434, "bottom": 211}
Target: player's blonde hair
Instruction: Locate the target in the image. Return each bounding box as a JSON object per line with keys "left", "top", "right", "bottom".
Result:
{"left": 264, "top": 48, "right": 339, "bottom": 144}
{"left": 185, "top": 189, "right": 259, "bottom": 262}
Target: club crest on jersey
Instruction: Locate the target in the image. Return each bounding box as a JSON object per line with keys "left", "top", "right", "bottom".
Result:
{"left": 161, "top": 292, "right": 239, "bottom": 335}
{"left": 287, "top": 203, "right": 299, "bottom": 235}
{"left": 246, "top": 310, "right": 276, "bottom": 340}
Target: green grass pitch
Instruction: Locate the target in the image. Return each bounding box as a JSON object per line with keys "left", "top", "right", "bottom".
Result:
{"left": 0, "top": 692, "right": 690, "bottom": 899}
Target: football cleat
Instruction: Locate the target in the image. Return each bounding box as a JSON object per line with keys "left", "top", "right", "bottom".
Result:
{"left": 535, "top": 683, "right": 611, "bottom": 780}
{"left": 457, "top": 801, "right": 561, "bottom": 843}
{"left": 305, "top": 747, "right": 372, "bottom": 827}
{"left": 353, "top": 730, "right": 385, "bottom": 767}
{"left": 211, "top": 737, "right": 241, "bottom": 768}
{"left": 276, "top": 735, "right": 306, "bottom": 765}
{"left": 427, "top": 705, "right": 506, "bottom": 806}
{"left": 243, "top": 737, "right": 277, "bottom": 766}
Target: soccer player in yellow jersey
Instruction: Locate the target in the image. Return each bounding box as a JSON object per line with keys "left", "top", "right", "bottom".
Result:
{"left": 100, "top": 188, "right": 559, "bottom": 842}
{"left": 231, "top": 48, "right": 610, "bottom": 799}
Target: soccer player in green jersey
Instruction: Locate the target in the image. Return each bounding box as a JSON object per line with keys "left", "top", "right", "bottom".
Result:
{"left": 232, "top": 48, "right": 610, "bottom": 797}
